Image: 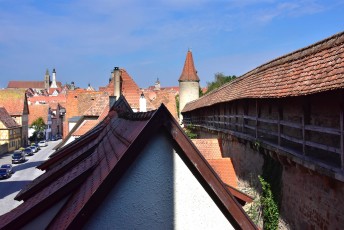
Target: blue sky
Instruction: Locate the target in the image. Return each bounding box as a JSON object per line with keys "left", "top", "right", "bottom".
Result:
{"left": 0, "top": 0, "right": 343, "bottom": 89}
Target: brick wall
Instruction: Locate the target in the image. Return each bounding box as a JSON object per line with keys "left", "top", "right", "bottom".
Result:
{"left": 281, "top": 165, "right": 344, "bottom": 229}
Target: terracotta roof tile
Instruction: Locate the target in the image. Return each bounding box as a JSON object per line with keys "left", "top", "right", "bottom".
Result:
{"left": 28, "top": 104, "right": 50, "bottom": 125}
{"left": 0, "top": 107, "right": 20, "bottom": 128}
{"left": 207, "top": 158, "right": 238, "bottom": 188}
{"left": 183, "top": 31, "right": 344, "bottom": 112}
{"left": 0, "top": 89, "right": 28, "bottom": 115}
{"left": 7, "top": 81, "right": 62, "bottom": 89}
{"left": 179, "top": 50, "right": 200, "bottom": 82}
{"left": 72, "top": 120, "right": 100, "bottom": 137}
{"left": 1, "top": 99, "right": 256, "bottom": 230}
{"left": 100, "top": 69, "right": 141, "bottom": 109}
{"left": 192, "top": 139, "right": 222, "bottom": 159}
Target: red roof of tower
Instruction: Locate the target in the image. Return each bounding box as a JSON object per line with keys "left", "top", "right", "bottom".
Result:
{"left": 179, "top": 50, "right": 200, "bottom": 82}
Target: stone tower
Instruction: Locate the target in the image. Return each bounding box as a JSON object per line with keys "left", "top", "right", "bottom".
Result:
{"left": 178, "top": 50, "right": 200, "bottom": 122}
{"left": 44, "top": 69, "right": 50, "bottom": 91}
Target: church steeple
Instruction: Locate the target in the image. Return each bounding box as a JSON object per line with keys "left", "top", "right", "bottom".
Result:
{"left": 178, "top": 49, "right": 200, "bottom": 82}
{"left": 44, "top": 69, "right": 50, "bottom": 91}
{"left": 50, "top": 68, "right": 58, "bottom": 89}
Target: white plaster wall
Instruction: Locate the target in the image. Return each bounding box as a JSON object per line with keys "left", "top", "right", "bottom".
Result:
{"left": 179, "top": 81, "right": 199, "bottom": 121}
{"left": 85, "top": 131, "right": 233, "bottom": 229}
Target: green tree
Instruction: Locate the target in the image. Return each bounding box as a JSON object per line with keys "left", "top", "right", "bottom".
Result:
{"left": 31, "top": 117, "right": 46, "bottom": 140}
{"left": 205, "top": 72, "right": 236, "bottom": 94}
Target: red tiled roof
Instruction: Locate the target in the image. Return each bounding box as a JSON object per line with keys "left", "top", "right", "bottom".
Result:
{"left": 207, "top": 158, "right": 238, "bottom": 188}
{"left": 183, "top": 31, "right": 344, "bottom": 112}
{"left": 179, "top": 50, "right": 200, "bottom": 82}
{"left": 28, "top": 104, "right": 50, "bottom": 126}
{"left": 0, "top": 97, "right": 256, "bottom": 230}
{"left": 192, "top": 139, "right": 222, "bottom": 159}
{"left": 192, "top": 139, "right": 237, "bottom": 188}
{"left": 83, "top": 92, "right": 109, "bottom": 116}
{"left": 0, "top": 107, "right": 20, "bottom": 128}
{"left": 99, "top": 69, "right": 141, "bottom": 109}
{"left": 7, "top": 81, "right": 62, "bottom": 89}
{"left": 147, "top": 89, "right": 178, "bottom": 120}
{"left": 0, "top": 89, "right": 28, "bottom": 116}
{"left": 63, "top": 90, "right": 106, "bottom": 137}
{"left": 72, "top": 120, "right": 100, "bottom": 137}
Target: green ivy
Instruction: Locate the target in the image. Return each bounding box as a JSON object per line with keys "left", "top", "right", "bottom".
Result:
{"left": 184, "top": 124, "right": 198, "bottom": 139}
{"left": 259, "top": 176, "right": 279, "bottom": 230}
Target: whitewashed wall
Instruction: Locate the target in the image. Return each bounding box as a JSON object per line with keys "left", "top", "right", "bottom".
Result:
{"left": 85, "top": 131, "right": 233, "bottom": 229}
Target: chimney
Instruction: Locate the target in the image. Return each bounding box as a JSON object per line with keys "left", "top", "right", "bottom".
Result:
{"left": 50, "top": 68, "right": 58, "bottom": 88}
{"left": 113, "top": 67, "right": 122, "bottom": 100}
{"left": 109, "top": 96, "right": 116, "bottom": 110}
{"left": 139, "top": 92, "right": 147, "bottom": 112}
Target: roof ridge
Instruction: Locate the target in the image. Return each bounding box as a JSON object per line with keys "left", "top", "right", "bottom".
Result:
{"left": 243, "top": 31, "right": 344, "bottom": 78}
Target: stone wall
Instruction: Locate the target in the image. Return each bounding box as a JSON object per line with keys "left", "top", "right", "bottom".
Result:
{"left": 0, "top": 143, "right": 8, "bottom": 155}
{"left": 197, "top": 128, "right": 344, "bottom": 228}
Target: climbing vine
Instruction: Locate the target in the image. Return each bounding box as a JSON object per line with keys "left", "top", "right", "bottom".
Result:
{"left": 259, "top": 176, "right": 279, "bottom": 230}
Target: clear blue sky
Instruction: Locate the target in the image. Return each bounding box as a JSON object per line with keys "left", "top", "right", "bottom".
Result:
{"left": 0, "top": 0, "right": 343, "bottom": 89}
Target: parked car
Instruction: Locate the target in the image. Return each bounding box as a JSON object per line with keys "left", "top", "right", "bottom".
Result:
{"left": 0, "top": 168, "right": 11, "bottom": 179}
{"left": 1, "top": 164, "right": 13, "bottom": 174}
{"left": 38, "top": 140, "right": 48, "bottom": 147}
{"left": 29, "top": 145, "right": 38, "bottom": 153}
{"left": 23, "top": 147, "right": 34, "bottom": 156}
{"left": 12, "top": 151, "right": 26, "bottom": 164}
{"left": 31, "top": 143, "right": 40, "bottom": 150}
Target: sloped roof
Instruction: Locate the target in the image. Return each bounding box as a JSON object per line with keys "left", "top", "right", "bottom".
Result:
{"left": 192, "top": 139, "right": 223, "bottom": 159}
{"left": 0, "top": 97, "right": 256, "bottom": 230}
{"left": 0, "top": 107, "right": 20, "bottom": 128}
{"left": 183, "top": 31, "right": 344, "bottom": 112}
{"left": 179, "top": 50, "right": 200, "bottom": 82}
{"left": 28, "top": 104, "right": 49, "bottom": 126}
{"left": 99, "top": 69, "right": 141, "bottom": 109}
{"left": 83, "top": 92, "right": 109, "bottom": 117}
{"left": 147, "top": 89, "right": 178, "bottom": 120}
{"left": 72, "top": 120, "right": 100, "bottom": 137}
{"left": 0, "top": 89, "right": 28, "bottom": 116}
{"left": 7, "top": 81, "right": 62, "bottom": 89}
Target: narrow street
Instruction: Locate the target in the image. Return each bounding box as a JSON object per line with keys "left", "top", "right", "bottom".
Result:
{"left": 0, "top": 140, "right": 61, "bottom": 215}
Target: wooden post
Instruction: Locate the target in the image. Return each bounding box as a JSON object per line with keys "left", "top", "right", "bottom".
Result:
{"left": 255, "top": 99, "right": 258, "bottom": 139}
{"left": 302, "top": 113, "right": 306, "bottom": 156}
{"left": 278, "top": 104, "right": 281, "bottom": 146}
{"left": 341, "top": 110, "right": 344, "bottom": 170}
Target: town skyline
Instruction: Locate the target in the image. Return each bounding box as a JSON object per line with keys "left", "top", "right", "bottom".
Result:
{"left": 0, "top": 0, "right": 343, "bottom": 89}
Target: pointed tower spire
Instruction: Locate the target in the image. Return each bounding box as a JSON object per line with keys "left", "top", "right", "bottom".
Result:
{"left": 50, "top": 68, "right": 58, "bottom": 89}
{"left": 178, "top": 50, "right": 200, "bottom": 82}
{"left": 178, "top": 49, "right": 200, "bottom": 123}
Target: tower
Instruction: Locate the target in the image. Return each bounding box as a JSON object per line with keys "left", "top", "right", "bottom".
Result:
{"left": 44, "top": 69, "right": 50, "bottom": 91}
{"left": 139, "top": 92, "right": 147, "bottom": 112}
{"left": 178, "top": 49, "right": 200, "bottom": 122}
{"left": 50, "top": 68, "right": 58, "bottom": 89}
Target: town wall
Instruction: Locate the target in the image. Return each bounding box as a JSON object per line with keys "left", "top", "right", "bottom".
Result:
{"left": 196, "top": 128, "right": 344, "bottom": 228}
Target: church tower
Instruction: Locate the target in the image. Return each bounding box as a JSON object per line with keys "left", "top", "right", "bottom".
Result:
{"left": 44, "top": 69, "right": 50, "bottom": 91}
{"left": 178, "top": 49, "right": 200, "bottom": 122}
{"left": 50, "top": 68, "right": 58, "bottom": 89}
